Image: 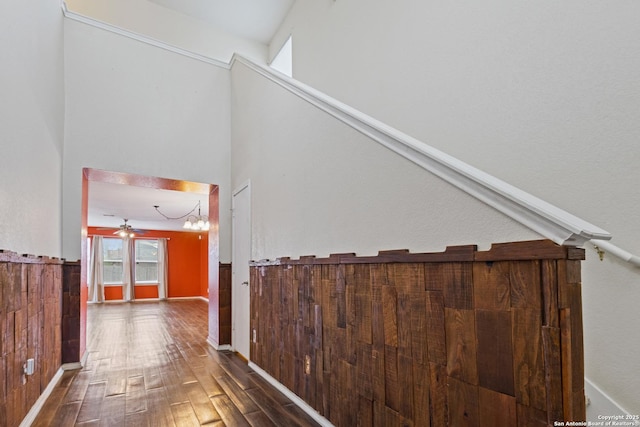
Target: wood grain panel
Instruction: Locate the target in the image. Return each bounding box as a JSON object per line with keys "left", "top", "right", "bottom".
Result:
{"left": 512, "top": 308, "right": 546, "bottom": 410}
{"left": 443, "top": 262, "right": 474, "bottom": 309}
{"left": 476, "top": 309, "right": 514, "bottom": 395}
{"left": 249, "top": 240, "right": 585, "bottom": 426}
{"left": 447, "top": 376, "right": 479, "bottom": 427}
{"left": 478, "top": 387, "right": 516, "bottom": 427}
{"left": 445, "top": 308, "right": 478, "bottom": 385}
{"left": 0, "top": 254, "right": 64, "bottom": 427}
{"left": 473, "top": 261, "right": 510, "bottom": 311}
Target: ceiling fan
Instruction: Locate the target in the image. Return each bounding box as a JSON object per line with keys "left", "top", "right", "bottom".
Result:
{"left": 99, "top": 219, "right": 146, "bottom": 238}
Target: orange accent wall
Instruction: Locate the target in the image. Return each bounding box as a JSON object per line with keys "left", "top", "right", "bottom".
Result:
{"left": 88, "top": 228, "right": 208, "bottom": 300}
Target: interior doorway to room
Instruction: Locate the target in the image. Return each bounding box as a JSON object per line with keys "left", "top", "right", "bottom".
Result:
{"left": 232, "top": 182, "right": 251, "bottom": 360}
{"left": 80, "top": 168, "right": 220, "bottom": 357}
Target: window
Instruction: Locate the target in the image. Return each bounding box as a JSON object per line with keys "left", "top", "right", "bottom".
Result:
{"left": 135, "top": 239, "right": 158, "bottom": 283}
{"left": 103, "top": 238, "right": 123, "bottom": 284}
{"left": 100, "top": 237, "right": 159, "bottom": 284}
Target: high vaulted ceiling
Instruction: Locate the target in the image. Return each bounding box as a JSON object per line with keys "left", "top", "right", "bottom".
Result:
{"left": 83, "top": 0, "right": 295, "bottom": 233}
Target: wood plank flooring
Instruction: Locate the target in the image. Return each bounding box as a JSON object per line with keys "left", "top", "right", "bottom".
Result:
{"left": 32, "top": 300, "right": 321, "bottom": 427}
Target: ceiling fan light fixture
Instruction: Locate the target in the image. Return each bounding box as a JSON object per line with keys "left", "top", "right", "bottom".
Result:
{"left": 118, "top": 229, "right": 133, "bottom": 238}
{"left": 112, "top": 219, "right": 138, "bottom": 238}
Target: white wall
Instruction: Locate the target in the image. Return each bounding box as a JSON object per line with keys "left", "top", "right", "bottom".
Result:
{"left": 65, "top": 0, "right": 267, "bottom": 64}
{"left": 63, "top": 19, "right": 232, "bottom": 262}
{"left": 230, "top": 61, "right": 538, "bottom": 260}
{"left": 272, "top": 0, "right": 640, "bottom": 414}
{"left": 0, "top": 0, "right": 64, "bottom": 257}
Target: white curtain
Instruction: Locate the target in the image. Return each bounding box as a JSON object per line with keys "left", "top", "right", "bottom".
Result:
{"left": 122, "top": 237, "right": 136, "bottom": 302}
{"left": 157, "top": 238, "right": 168, "bottom": 300}
{"left": 88, "top": 236, "right": 105, "bottom": 303}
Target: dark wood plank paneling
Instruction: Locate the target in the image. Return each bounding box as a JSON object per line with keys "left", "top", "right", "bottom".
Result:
{"left": 249, "top": 240, "right": 585, "bottom": 426}
{"left": 219, "top": 263, "right": 232, "bottom": 345}
{"left": 476, "top": 309, "right": 514, "bottom": 395}
{"left": 512, "top": 308, "right": 546, "bottom": 410}
{"left": 478, "top": 387, "right": 516, "bottom": 427}
{"left": 445, "top": 308, "right": 478, "bottom": 385}
{"left": 0, "top": 253, "right": 65, "bottom": 427}
{"left": 425, "top": 291, "right": 447, "bottom": 365}
{"left": 473, "top": 261, "right": 510, "bottom": 311}
{"left": 447, "top": 376, "right": 479, "bottom": 427}
{"left": 443, "top": 262, "right": 474, "bottom": 309}
{"left": 510, "top": 260, "right": 542, "bottom": 310}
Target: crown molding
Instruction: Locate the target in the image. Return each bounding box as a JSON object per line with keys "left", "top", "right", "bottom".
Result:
{"left": 61, "top": 1, "right": 230, "bottom": 68}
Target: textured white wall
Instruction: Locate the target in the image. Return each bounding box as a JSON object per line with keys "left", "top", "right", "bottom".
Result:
{"left": 272, "top": 0, "right": 640, "bottom": 413}
{"left": 65, "top": 0, "right": 267, "bottom": 64}
{"left": 230, "top": 61, "right": 538, "bottom": 260}
{"left": 0, "top": 0, "right": 64, "bottom": 257}
{"left": 63, "top": 19, "right": 232, "bottom": 262}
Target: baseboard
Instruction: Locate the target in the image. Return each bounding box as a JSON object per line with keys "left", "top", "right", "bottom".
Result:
{"left": 19, "top": 367, "right": 64, "bottom": 427}
{"left": 585, "top": 377, "right": 640, "bottom": 425}
{"left": 248, "top": 362, "right": 333, "bottom": 427}
{"left": 61, "top": 362, "right": 82, "bottom": 370}
{"left": 62, "top": 350, "right": 88, "bottom": 371}
{"left": 206, "top": 337, "right": 232, "bottom": 351}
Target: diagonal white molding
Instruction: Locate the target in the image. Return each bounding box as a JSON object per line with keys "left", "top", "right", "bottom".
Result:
{"left": 61, "top": 2, "right": 231, "bottom": 68}
{"left": 231, "top": 55, "right": 611, "bottom": 247}
{"left": 61, "top": 3, "right": 612, "bottom": 247}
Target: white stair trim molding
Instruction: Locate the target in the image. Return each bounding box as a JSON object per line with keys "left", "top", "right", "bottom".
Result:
{"left": 60, "top": 3, "right": 612, "bottom": 247}
{"left": 231, "top": 55, "right": 611, "bottom": 247}
{"left": 248, "top": 362, "right": 334, "bottom": 427}
{"left": 61, "top": 2, "right": 230, "bottom": 69}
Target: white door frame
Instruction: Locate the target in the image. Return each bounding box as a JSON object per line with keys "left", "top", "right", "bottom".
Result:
{"left": 231, "top": 181, "right": 251, "bottom": 359}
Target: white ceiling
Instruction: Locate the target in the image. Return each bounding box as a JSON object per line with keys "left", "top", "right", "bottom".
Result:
{"left": 146, "top": 0, "right": 295, "bottom": 44}
{"left": 88, "top": 181, "right": 210, "bottom": 233}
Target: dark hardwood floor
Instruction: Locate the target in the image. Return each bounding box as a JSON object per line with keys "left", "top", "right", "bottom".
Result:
{"left": 32, "top": 300, "right": 321, "bottom": 426}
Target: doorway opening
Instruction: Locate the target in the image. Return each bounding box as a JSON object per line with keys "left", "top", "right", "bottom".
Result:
{"left": 80, "top": 168, "right": 221, "bottom": 358}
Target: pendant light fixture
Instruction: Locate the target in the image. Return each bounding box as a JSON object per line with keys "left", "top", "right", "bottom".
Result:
{"left": 183, "top": 200, "right": 210, "bottom": 231}
{"left": 154, "top": 200, "right": 209, "bottom": 232}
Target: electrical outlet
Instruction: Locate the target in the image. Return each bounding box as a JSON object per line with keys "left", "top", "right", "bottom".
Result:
{"left": 24, "top": 359, "right": 35, "bottom": 376}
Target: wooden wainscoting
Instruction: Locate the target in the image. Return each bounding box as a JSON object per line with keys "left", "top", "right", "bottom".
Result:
{"left": 0, "top": 251, "right": 66, "bottom": 427}
{"left": 250, "top": 240, "right": 586, "bottom": 426}
{"left": 62, "top": 261, "right": 81, "bottom": 365}
{"left": 219, "top": 263, "right": 232, "bottom": 346}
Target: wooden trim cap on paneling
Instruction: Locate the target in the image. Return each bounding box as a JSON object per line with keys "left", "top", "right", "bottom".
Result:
{"left": 250, "top": 240, "right": 585, "bottom": 267}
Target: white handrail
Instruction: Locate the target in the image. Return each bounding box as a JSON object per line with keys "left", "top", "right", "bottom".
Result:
{"left": 61, "top": 5, "right": 613, "bottom": 248}
{"left": 590, "top": 240, "right": 640, "bottom": 268}
{"left": 230, "top": 55, "right": 611, "bottom": 247}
